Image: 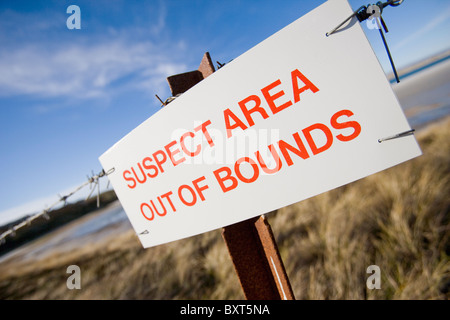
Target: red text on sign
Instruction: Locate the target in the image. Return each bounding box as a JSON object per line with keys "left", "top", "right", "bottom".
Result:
{"left": 223, "top": 68, "right": 319, "bottom": 138}
{"left": 214, "top": 109, "right": 361, "bottom": 193}
{"left": 123, "top": 120, "right": 214, "bottom": 189}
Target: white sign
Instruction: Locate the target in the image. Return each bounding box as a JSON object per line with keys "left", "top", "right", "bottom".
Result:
{"left": 99, "top": 0, "right": 421, "bottom": 248}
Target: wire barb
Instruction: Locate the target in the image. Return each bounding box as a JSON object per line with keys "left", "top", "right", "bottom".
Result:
{"left": 325, "top": 0, "right": 403, "bottom": 83}
{"left": 216, "top": 61, "right": 226, "bottom": 69}
{"left": 0, "top": 169, "right": 112, "bottom": 245}
{"left": 155, "top": 93, "right": 182, "bottom": 108}
{"left": 326, "top": 1, "right": 403, "bottom": 36}
{"left": 326, "top": 5, "right": 365, "bottom": 37}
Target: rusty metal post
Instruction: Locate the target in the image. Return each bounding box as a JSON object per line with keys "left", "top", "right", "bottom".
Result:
{"left": 165, "top": 52, "right": 295, "bottom": 300}
{"left": 222, "top": 215, "right": 295, "bottom": 300}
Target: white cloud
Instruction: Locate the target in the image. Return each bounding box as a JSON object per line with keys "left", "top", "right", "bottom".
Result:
{"left": 149, "top": 0, "right": 167, "bottom": 36}
{"left": 393, "top": 6, "right": 450, "bottom": 52}
{"left": 0, "top": 1, "right": 189, "bottom": 102}
{"left": 0, "top": 38, "right": 187, "bottom": 100}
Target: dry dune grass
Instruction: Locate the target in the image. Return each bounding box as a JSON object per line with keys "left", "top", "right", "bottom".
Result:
{"left": 0, "top": 117, "right": 449, "bottom": 300}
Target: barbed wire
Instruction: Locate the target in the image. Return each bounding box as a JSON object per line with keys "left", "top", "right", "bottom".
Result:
{"left": 0, "top": 167, "right": 115, "bottom": 245}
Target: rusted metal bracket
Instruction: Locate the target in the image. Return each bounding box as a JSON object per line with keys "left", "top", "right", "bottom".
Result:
{"left": 166, "top": 52, "right": 216, "bottom": 96}
{"left": 165, "top": 52, "right": 295, "bottom": 300}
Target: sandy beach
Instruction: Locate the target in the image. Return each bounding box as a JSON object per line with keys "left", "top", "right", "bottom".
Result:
{"left": 392, "top": 57, "right": 450, "bottom": 128}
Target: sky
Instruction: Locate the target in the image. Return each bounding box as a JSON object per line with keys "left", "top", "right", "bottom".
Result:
{"left": 0, "top": 0, "right": 449, "bottom": 225}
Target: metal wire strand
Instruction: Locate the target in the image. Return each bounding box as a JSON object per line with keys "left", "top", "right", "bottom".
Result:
{"left": 0, "top": 168, "right": 114, "bottom": 245}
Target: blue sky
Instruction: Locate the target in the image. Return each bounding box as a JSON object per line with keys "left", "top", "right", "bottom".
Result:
{"left": 0, "top": 0, "right": 449, "bottom": 225}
